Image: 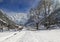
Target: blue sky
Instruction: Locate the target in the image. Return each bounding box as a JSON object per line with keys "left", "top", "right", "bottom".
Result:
{"left": 0, "top": 0, "right": 39, "bottom": 13}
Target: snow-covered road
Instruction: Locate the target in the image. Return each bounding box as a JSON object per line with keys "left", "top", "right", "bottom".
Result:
{"left": 0, "top": 29, "right": 60, "bottom": 42}
{"left": 0, "top": 32, "right": 18, "bottom": 42}
{"left": 1, "top": 31, "right": 26, "bottom": 42}
{"left": 18, "top": 30, "right": 60, "bottom": 42}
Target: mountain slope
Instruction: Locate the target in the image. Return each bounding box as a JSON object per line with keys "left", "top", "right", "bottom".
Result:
{"left": 0, "top": 10, "right": 16, "bottom": 26}
{"left": 9, "top": 13, "right": 29, "bottom": 25}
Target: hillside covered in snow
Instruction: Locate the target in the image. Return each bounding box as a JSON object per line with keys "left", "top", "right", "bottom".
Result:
{"left": 8, "top": 13, "right": 29, "bottom": 25}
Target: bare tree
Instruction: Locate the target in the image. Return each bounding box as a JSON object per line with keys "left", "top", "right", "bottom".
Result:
{"left": 37, "top": 0, "right": 58, "bottom": 29}
{"left": 29, "top": 0, "right": 59, "bottom": 30}
{"left": 29, "top": 8, "right": 40, "bottom": 30}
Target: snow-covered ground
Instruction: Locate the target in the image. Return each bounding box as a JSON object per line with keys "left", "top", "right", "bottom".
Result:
{"left": 0, "top": 31, "right": 19, "bottom": 42}
{"left": 0, "top": 29, "right": 60, "bottom": 42}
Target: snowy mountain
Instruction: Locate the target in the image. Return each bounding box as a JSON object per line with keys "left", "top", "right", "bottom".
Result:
{"left": 9, "top": 13, "right": 29, "bottom": 25}
{"left": 0, "top": 10, "right": 16, "bottom": 27}
{"left": 0, "top": 9, "right": 29, "bottom": 25}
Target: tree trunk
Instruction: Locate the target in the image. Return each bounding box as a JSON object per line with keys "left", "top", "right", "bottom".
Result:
{"left": 44, "top": 23, "right": 50, "bottom": 29}
{"left": 8, "top": 28, "right": 10, "bottom": 31}
{"left": 36, "top": 23, "right": 39, "bottom": 30}
{"left": 2, "top": 28, "right": 3, "bottom": 32}
{"left": 46, "top": 24, "right": 50, "bottom": 29}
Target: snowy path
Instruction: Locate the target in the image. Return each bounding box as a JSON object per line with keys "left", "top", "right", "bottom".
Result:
{"left": 0, "top": 29, "right": 60, "bottom": 42}
{"left": 1, "top": 31, "right": 26, "bottom": 42}
{"left": 0, "top": 32, "right": 18, "bottom": 42}
{"left": 18, "top": 30, "right": 60, "bottom": 42}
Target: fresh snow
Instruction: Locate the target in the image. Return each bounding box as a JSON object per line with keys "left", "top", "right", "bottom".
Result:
{"left": 0, "top": 29, "right": 60, "bottom": 42}
{"left": 0, "top": 32, "right": 17, "bottom": 42}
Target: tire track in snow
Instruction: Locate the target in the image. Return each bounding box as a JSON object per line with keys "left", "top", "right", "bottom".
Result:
{"left": 1, "top": 31, "right": 26, "bottom": 42}
{"left": 18, "top": 31, "right": 39, "bottom": 42}
{"left": 0, "top": 32, "right": 17, "bottom": 42}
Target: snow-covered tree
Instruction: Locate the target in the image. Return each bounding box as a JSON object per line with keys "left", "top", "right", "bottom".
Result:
{"left": 29, "top": 8, "right": 41, "bottom": 30}
{"left": 29, "top": 0, "right": 60, "bottom": 29}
